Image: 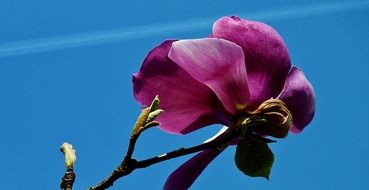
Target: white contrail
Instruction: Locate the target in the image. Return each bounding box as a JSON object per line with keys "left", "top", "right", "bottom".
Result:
{"left": 0, "top": 1, "right": 368, "bottom": 58}
{"left": 242, "top": 0, "right": 369, "bottom": 21}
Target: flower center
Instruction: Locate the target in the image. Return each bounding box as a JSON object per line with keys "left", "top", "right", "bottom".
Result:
{"left": 236, "top": 99, "right": 292, "bottom": 139}
{"left": 235, "top": 103, "right": 247, "bottom": 111}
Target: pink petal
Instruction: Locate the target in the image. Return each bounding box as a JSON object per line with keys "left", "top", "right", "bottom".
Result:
{"left": 277, "top": 66, "right": 316, "bottom": 133}
{"left": 168, "top": 38, "right": 251, "bottom": 114}
{"left": 164, "top": 149, "right": 223, "bottom": 190}
{"left": 133, "top": 40, "right": 230, "bottom": 134}
{"left": 213, "top": 16, "right": 291, "bottom": 108}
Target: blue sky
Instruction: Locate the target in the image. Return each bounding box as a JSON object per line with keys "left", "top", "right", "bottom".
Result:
{"left": 0, "top": 0, "right": 368, "bottom": 189}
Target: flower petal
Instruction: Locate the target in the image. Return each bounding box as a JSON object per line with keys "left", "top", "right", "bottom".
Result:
{"left": 164, "top": 149, "right": 223, "bottom": 190}
{"left": 277, "top": 66, "right": 315, "bottom": 133}
{"left": 168, "top": 38, "right": 251, "bottom": 114}
{"left": 203, "top": 126, "right": 228, "bottom": 143}
{"left": 133, "top": 40, "right": 230, "bottom": 134}
{"left": 203, "top": 126, "right": 239, "bottom": 145}
{"left": 213, "top": 16, "right": 291, "bottom": 108}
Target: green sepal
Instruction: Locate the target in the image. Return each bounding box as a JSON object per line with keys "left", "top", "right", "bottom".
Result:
{"left": 249, "top": 133, "right": 276, "bottom": 144}
{"left": 234, "top": 138, "right": 274, "bottom": 179}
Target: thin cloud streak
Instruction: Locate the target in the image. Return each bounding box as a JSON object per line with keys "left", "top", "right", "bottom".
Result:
{"left": 1, "top": 1, "right": 369, "bottom": 58}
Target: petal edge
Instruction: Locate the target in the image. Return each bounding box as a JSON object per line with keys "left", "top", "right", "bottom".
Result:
{"left": 277, "top": 66, "right": 316, "bottom": 133}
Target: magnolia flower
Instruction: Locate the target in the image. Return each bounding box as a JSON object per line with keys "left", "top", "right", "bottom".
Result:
{"left": 133, "top": 16, "right": 315, "bottom": 189}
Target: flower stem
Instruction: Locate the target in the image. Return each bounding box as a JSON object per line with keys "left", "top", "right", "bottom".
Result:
{"left": 136, "top": 139, "right": 223, "bottom": 169}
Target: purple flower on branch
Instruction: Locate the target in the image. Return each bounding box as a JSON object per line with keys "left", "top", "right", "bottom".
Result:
{"left": 133, "top": 16, "right": 315, "bottom": 189}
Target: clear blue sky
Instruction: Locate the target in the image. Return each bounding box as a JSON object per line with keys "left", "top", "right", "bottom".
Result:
{"left": 1, "top": 0, "right": 369, "bottom": 189}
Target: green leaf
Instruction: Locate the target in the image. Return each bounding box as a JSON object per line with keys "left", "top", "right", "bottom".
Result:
{"left": 146, "top": 109, "right": 164, "bottom": 123}
{"left": 131, "top": 95, "right": 162, "bottom": 136}
{"left": 234, "top": 138, "right": 274, "bottom": 179}
{"left": 131, "top": 107, "right": 150, "bottom": 136}
{"left": 149, "top": 95, "right": 160, "bottom": 113}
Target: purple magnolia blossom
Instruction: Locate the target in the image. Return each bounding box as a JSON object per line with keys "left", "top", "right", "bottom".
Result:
{"left": 133, "top": 16, "right": 315, "bottom": 189}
